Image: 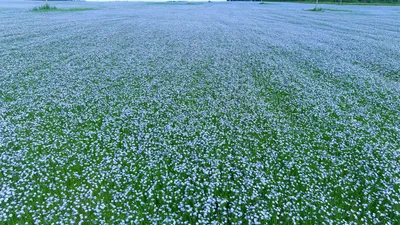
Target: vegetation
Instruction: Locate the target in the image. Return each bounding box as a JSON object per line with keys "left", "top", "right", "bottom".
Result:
{"left": 307, "top": 7, "right": 352, "bottom": 11}
{"left": 323, "top": 7, "right": 353, "bottom": 10}
{"left": 32, "top": 3, "right": 57, "bottom": 12}
{"left": 308, "top": 6, "right": 324, "bottom": 10}
{"left": 32, "top": 4, "right": 93, "bottom": 12}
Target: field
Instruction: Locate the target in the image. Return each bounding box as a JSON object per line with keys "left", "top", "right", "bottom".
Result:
{"left": 1, "top": 1, "right": 400, "bottom": 224}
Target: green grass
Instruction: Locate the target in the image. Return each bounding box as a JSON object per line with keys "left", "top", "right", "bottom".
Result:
{"left": 32, "top": 4, "right": 93, "bottom": 12}
{"left": 306, "top": 7, "right": 352, "bottom": 11}
{"left": 307, "top": 7, "right": 324, "bottom": 11}
{"left": 32, "top": 3, "right": 57, "bottom": 12}
{"left": 324, "top": 8, "right": 352, "bottom": 11}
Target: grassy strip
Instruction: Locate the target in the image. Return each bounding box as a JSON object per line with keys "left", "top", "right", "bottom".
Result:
{"left": 32, "top": 4, "right": 93, "bottom": 12}
{"left": 324, "top": 7, "right": 352, "bottom": 11}
{"left": 32, "top": 3, "right": 57, "bottom": 12}
{"left": 306, "top": 7, "right": 352, "bottom": 11}
{"left": 307, "top": 7, "right": 324, "bottom": 10}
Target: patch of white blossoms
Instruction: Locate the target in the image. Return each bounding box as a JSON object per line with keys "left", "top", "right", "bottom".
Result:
{"left": 0, "top": 1, "right": 399, "bottom": 224}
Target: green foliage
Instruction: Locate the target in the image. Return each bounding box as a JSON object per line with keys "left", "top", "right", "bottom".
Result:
{"left": 308, "top": 7, "right": 324, "bottom": 10}
{"left": 32, "top": 4, "right": 93, "bottom": 12}
{"left": 32, "top": 3, "right": 57, "bottom": 12}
